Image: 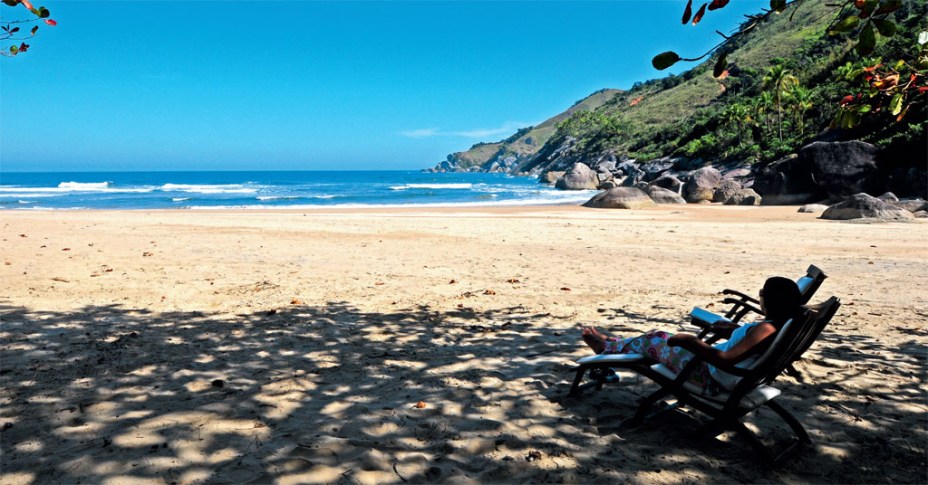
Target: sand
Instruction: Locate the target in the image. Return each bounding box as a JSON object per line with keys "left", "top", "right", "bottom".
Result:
{"left": 1, "top": 205, "right": 926, "bottom": 484}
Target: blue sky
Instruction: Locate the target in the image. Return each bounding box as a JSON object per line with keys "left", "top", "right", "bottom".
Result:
{"left": 1, "top": 0, "right": 768, "bottom": 172}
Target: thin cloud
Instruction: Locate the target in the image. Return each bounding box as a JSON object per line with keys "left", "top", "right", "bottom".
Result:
{"left": 401, "top": 121, "right": 534, "bottom": 139}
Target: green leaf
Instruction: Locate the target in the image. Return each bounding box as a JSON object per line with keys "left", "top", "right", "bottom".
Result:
{"left": 873, "top": 19, "right": 895, "bottom": 37}
{"left": 713, "top": 53, "right": 728, "bottom": 78}
{"left": 9, "top": 45, "right": 17, "bottom": 55}
{"left": 889, "top": 93, "right": 903, "bottom": 116}
{"left": 856, "top": 22, "right": 876, "bottom": 55}
{"left": 31, "top": 25, "right": 38, "bottom": 36}
{"left": 857, "top": 104, "right": 871, "bottom": 114}
{"left": 918, "top": 31, "right": 928, "bottom": 45}
{"left": 652, "top": 51, "right": 681, "bottom": 70}
{"left": 38, "top": 7, "right": 50, "bottom": 18}
{"left": 875, "top": 0, "right": 903, "bottom": 15}
{"left": 829, "top": 16, "right": 859, "bottom": 36}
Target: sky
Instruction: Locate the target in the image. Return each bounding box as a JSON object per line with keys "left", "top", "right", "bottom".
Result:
{"left": 0, "top": 0, "right": 769, "bottom": 172}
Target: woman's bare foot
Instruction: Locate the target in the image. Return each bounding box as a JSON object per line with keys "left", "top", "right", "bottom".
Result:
{"left": 581, "top": 327, "right": 606, "bottom": 354}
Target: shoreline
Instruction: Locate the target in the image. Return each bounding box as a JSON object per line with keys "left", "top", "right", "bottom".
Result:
{"left": 2, "top": 206, "right": 926, "bottom": 484}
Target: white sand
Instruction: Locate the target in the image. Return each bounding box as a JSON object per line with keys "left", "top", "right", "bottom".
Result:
{"left": 1, "top": 205, "right": 926, "bottom": 484}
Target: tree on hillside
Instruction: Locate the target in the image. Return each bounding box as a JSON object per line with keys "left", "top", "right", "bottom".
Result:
{"left": 762, "top": 64, "right": 799, "bottom": 140}
{"left": 786, "top": 85, "right": 814, "bottom": 136}
{"left": 1, "top": 0, "right": 55, "bottom": 57}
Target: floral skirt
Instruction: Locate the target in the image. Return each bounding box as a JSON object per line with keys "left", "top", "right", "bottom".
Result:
{"left": 604, "top": 330, "right": 715, "bottom": 393}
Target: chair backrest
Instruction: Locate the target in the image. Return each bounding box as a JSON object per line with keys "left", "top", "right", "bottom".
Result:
{"left": 796, "top": 265, "right": 827, "bottom": 305}
{"left": 792, "top": 296, "right": 841, "bottom": 364}
{"left": 725, "top": 309, "right": 817, "bottom": 399}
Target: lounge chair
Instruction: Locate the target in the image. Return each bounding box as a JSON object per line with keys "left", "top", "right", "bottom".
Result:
{"left": 690, "top": 265, "right": 827, "bottom": 335}
{"left": 568, "top": 296, "right": 841, "bottom": 464}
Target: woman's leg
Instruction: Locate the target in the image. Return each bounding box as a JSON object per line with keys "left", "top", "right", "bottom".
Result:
{"left": 616, "top": 331, "right": 713, "bottom": 389}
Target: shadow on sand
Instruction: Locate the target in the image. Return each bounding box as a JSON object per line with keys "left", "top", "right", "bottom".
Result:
{"left": 0, "top": 301, "right": 924, "bottom": 483}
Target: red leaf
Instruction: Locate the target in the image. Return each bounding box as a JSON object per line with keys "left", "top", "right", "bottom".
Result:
{"left": 692, "top": 3, "right": 708, "bottom": 25}
{"left": 682, "top": 0, "right": 693, "bottom": 25}
{"left": 18, "top": 43, "right": 28, "bottom": 53}
{"left": 21, "top": 0, "right": 34, "bottom": 10}
{"left": 840, "top": 95, "right": 855, "bottom": 106}
{"left": 708, "top": 0, "right": 730, "bottom": 11}
{"left": 44, "top": 19, "right": 57, "bottom": 26}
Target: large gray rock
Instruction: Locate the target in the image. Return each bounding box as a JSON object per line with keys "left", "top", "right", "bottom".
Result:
{"left": 555, "top": 163, "right": 599, "bottom": 190}
{"left": 713, "top": 179, "right": 743, "bottom": 203}
{"left": 647, "top": 186, "right": 687, "bottom": 204}
{"left": 798, "top": 204, "right": 829, "bottom": 213}
{"left": 725, "top": 189, "right": 762, "bottom": 206}
{"left": 820, "top": 193, "right": 914, "bottom": 221}
{"left": 639, "top": 158, "right": 676, "bottom": 182}
{"left": 620, "top": 167, "right": 646, "bottom": 187}
{"left": 683, "top": 167, "right": 722, "bottom": 203}
{"left": 753, "top": 154, "right": 821, "bottom": 205}
{"left": 541, "top": 171, "right": 565, "bottom": 184}
{"left": 803, "top": 141, "right": 882, "bottom": 199}
{"left": 650, "top": 174, "right": 683, "bottom": 193}
{"left": 891, "top": 199, "right": 927, "bottom": 212}
{"left": 583, "top": 187, "right": 656, "bottom": 209}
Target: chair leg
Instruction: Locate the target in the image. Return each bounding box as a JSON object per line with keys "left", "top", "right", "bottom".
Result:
{"left": 766, "top": 400, "right": 810, "bottom": 443}
{"left": 628, "top": 387, "right": 673, "bottom": 426}
{"left": 568, "top": 366, "right": 588, "bottom": 397}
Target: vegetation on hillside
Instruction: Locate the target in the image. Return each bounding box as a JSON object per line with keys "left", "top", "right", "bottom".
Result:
{"left": 542, "top": 0, "right": 926, "bottom": 167}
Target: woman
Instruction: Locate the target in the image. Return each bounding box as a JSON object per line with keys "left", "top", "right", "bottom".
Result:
{"left": 581, "top": 276, "right": 802, "bottom": 394}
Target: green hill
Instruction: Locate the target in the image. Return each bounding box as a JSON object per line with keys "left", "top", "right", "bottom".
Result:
{"left": 432, "top": 1, "right": 926, "bottom": 181}
{"left": 431, "top": 89, "right": 622, "bottom": 172}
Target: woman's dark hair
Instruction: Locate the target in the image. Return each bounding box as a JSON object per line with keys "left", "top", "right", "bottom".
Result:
{"left": 762, "top": 276, "right": 802, "bottom": 325}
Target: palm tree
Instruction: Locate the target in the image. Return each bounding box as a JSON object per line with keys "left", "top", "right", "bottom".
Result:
{"left": 762, "top": 64, "right": 799, "bottom": 140}
{"left": 753, "top": 91, "right": 775, "bottom": 136}
{"left": 787, "top": 85, "right": 814, "bottom": 136}
{"left": 723, "top": 102, "right": 751, "bottom": 146}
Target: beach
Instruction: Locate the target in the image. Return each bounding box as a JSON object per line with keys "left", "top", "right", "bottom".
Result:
{"left": 1, "top": 205, "right": 926, "bottom": 484}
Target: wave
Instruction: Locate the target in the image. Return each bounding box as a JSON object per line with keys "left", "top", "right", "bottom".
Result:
{"left": 256, "top": 195, "right": 301, "bottom": 201}
{"left": 0, "top": 182, "right": 154, "bottom": 195}
{"left": 160, "top": 183, "right": 258, "bottom": 194}
{"left": 172, "top": 197, "right": 190, "bottom": 202}
{"left": 58, "top": 181, "right": 110, "bottom": 190}
{"left": 390, "top": 183, "right": 473, "bottom": 191}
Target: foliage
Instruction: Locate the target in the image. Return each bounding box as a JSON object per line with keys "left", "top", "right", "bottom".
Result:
{"left": 653, "top": 0, "right": 906, "bottom": 73}
{"left": 1, "top": 0, "right": 55, "bottom": 57}
{"left": 542, "top": 0, "right": 926, "bottom": 168}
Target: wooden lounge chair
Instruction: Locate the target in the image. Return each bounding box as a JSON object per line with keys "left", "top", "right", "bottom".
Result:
{"left": 568, "top": 296, "right": 841, "bottom": 465}
{"left": 690, "top": 265, "right": 827, "bottom": 334}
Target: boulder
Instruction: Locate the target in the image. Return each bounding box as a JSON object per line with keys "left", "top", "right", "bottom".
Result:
{"left": 620, "top": 167, "right": 646, "bottom": 187}
{"left": 914, "top": 211, "right": 928, "bottom": 218}
{"left": 802, "top": 140, "right": 883, "bottom": 199}
{"left": 798, "top": 204, "right": 829, "bottom": 213}
{"left": 647, "top": 186, "right": 687, "bottom": 204}
{"left": 541, "top": 171, "right": 565, "bottom": 184}
{"left": 892, "top": 199, "right": 928, "bottom": 212}
{"left": 639, "top": 158, "right": 676, "bottom": 182}
{"left": 877, "top": 192, "right": 899, "bottom": 202}
{"left": 583, "top": 187, "right": 656, "bottom": 209}
{"left": 596, "top": 171, "right": 614, "bottom": 184}
{"left": 713, "top": 179, "right": 743, "bottom": 203}
{"left": 820, "top": 193, "right": 914, "bottom": 221}
{"left": 753, "top": 154, "right": 822, "bottom": 205}
{"left": 599, "top": 179, "right": 619, "bottom": 190}
{"left": 725, "top": 189, "right": 762, "bottom": 206}
{"left": 683, "top": 167, "right": 722, "bottom": 203}
{"left": 650, "top": 174, "right": 683, "bottom": 193}
{"left": 556, "top": 163, "right": 600, "bottom": 190}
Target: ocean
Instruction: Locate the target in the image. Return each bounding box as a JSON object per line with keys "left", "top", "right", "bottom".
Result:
{"left": 0, "top": 171, "right": 598, "bottom": 210}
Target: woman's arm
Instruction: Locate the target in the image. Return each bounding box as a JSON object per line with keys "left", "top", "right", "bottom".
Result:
{"left": 669, "top": 321, "right": 777, "bottom": 366}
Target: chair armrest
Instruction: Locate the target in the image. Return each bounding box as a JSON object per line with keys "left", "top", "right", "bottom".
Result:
{"left": 720, "top": 298, "right": 764, "bottom": 322}
{"left": 690, "top": 307, "right": 733, "bottom": 328}
{"left": 722, "top": 288, "right": 760, "bottom": 305}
